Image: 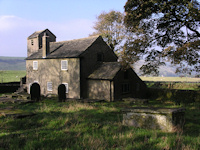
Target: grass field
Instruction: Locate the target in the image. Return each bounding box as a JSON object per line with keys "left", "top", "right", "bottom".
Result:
{"left": 140, "top": 76, "right": 200, "bottom": 82}
{"left": 1, "top": 71, "right": 200, "bottom": 90}
{"left": 0, "top": 98, "right": 200, "bottom": 149}
{"left": 140, "top": 76, "right": 200, "bottom": 90}
{"left": 0, "top": 70, "right": 26, "bottom": 83}
{"left": 1, "top": 70, "right": 200, "bottom": 83}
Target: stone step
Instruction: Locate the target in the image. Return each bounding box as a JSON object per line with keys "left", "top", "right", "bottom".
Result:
{"left": 16, "top": 84, "right": 27, "bottom": 93}
{"left": 12, "top": 93, "right": 30, "bottom": 100}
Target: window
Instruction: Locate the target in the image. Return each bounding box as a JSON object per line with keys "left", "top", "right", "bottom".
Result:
{"left": 136, "top": 83, "right": 140, "bottom": 91}
{"left": 31, "top": 40, "right": 34, "bottom": 45}
{"left": 124, "top": 71, "right": 128, "bottom": 79}
{"left": 97, "top": 53, "right": 104, "bottom": 61}
{"left": 64, "top": 83, "right": 68, "bottom": 93}
{"left": 61, "top": 60, "right": 68, "bottom": 70}
{"left": 33, "top": 61, "right": 38, "bottom": 70}
{"left": 122, "top": 83, "right": 130, "bottom": 94}
{"left": 47, "top": 82, "right": 53, "bottom": 91}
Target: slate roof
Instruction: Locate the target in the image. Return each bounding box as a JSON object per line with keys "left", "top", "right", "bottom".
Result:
{"left": 28, "top": 29, "right": 56, "bottom": 39}
{"left": 26, "top": 35, "right": 100, "bottom": 60}
{"left": 28, "top": 30, "right": 45, "bottom": 39}
{"left": 88, "top": 62, "right": 121, "bottom": 80}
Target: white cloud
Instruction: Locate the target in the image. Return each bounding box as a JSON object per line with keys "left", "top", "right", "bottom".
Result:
{"left": 0, "top": 15, "right": 95, "bottom": 57}
{"left": 0, "top": 15, "right": 21, "bottom": 31}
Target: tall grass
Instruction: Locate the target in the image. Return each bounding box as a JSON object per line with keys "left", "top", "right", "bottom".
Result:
{"left": 0, "top": 98, "right": 200, "bottom": 149}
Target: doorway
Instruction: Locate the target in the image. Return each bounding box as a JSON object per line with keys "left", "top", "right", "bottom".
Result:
{"left": 58, "top": 84, "right": 66, "bottom": 102}
{"left": 30, "top": 83, "right": 41, "bottom": 101}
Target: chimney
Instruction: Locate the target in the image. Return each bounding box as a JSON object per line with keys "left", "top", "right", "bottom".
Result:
{"left": 42, "top": 33, "right": 49, "bottom": 58}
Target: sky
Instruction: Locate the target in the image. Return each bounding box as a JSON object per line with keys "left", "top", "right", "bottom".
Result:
{"left": 0, "top": 0, "right": 127, "bottom": 57}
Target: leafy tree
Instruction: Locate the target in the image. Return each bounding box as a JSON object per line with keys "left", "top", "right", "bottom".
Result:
{"left": 124, "top": 0, "right": 200, "bottom": 75}
{"left": 91, "top": 11, "right": 140, "bottom": 71}
{"left": 91, "top": 10, "right": 126, "bottom": 52}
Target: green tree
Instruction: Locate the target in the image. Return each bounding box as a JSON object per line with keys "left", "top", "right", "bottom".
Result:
{"left": 91, "top": 10, "right": 126, "bottom": 52}
{"left": 92, "top": 10, "right": 140, "bottom": 71}
{"left": 124, "top": 0, "right": 200, "bottom": 75}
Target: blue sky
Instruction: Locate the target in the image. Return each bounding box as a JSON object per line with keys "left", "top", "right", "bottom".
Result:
{"left": 0, "top": 0, "right": 127, "bottom": 57}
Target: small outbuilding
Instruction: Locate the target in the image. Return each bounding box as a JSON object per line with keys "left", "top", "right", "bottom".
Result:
{"left": 88, "top": 62, "right": 147, "bottom": 101}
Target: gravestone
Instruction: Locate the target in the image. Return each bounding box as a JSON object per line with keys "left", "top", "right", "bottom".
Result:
{"left": 122, "top": 107, "right": 185, "bottom": 132}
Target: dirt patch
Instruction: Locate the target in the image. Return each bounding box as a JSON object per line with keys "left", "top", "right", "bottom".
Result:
{"left": 0, "top": 108, "right": 35, "bottom": 118}
{"left": 0, "top": 96, "right": 35, "bottom": 118}
{"left": 0, "top": 96, "right": 33, "bottom": 104}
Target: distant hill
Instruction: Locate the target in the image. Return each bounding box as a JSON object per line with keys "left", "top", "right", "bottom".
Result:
{"left": 0, "top": 56, "right": 26, "bottom": 70}
{"left": 133, "top": 60, "right": 198, "bottom": 77}
{"left": 0, "top": 56, "right": 190, "bottom": 77}
{"left": 133, "top": 60, "right": 178, "bottom": 77}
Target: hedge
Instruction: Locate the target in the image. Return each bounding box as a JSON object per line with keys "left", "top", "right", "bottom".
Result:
{"left": 148, "top": 88, "right": 200, "bottom": 104}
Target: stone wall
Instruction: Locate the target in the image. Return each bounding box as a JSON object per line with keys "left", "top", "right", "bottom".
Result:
{"left": 0, "top": 82, "right": 20, "bottom": 93}
{"left": 80, "top": 37, "right": 117, "bottom": 98}
{"left": 87, "top": 68, "right": 147, "bottom": 101}
{"left": 114, "top": 68, "right": 147, "bottom": 100}
{"left": 26, "top": 58, "right": 80, "bottom": 99}
{"left": 87, "top": 80, "right": 114, "bottom": 101}
{"left": 27, "top": 30, "right": 56, "bottom": 57}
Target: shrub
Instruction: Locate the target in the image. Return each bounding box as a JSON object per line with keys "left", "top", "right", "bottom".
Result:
{"left": 148, "top": 88, "right": 198, "bottom": 104}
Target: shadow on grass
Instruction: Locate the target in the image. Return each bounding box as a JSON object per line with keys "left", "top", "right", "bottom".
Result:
{"left": 0, "top": 100, "right": 200, "bottom": 149}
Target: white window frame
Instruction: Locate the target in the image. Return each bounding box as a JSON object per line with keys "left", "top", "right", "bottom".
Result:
{"left": 61, "top": 60, "right": 68, "bottom": 70}
{"left": 33, "top": 61, "right": 38, "bottom": 70}
{"left": 29, "top": 83, "right": 32, "bottom": 94}
{"left": 47, "top": 82, "right": 53, "bottom": 91}
{"left": 63, "top": 83, "right": 68, "bottom": 93}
